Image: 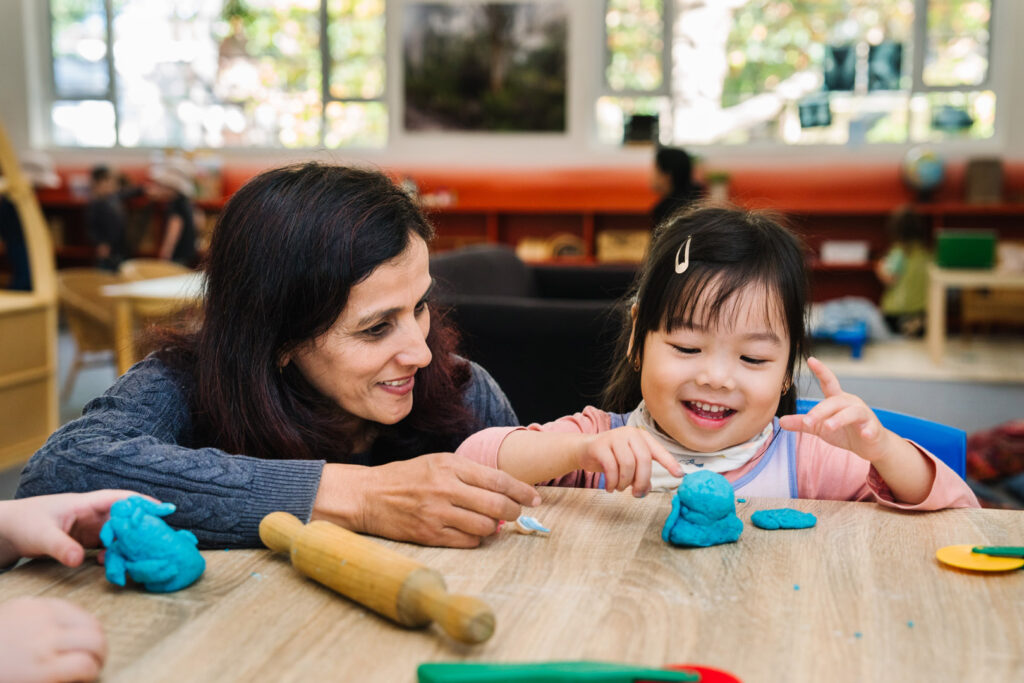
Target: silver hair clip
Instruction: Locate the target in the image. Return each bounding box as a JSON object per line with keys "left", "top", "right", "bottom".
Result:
{"left": 674, "top": 235, "right": 692, "bottom": 274}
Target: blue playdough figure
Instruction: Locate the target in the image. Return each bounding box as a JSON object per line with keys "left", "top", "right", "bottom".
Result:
{"left": 100, "top": 496, "right": 205, "bottom": 592}
{"left": 750, "top": 508, "right": 817, "bottom": 530}
{"left": 661, "top": 471, "right": 743, "bottom": 547}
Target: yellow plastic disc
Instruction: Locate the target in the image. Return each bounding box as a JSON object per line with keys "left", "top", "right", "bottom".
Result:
{"left": 936, "top": 544, "right": 1024, "bottom": 572}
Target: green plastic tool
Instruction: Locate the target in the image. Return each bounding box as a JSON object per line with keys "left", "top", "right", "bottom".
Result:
{"left": 417, "top": 661, "right": 700, "bottom": 683}
{"left": 972, "top": 546, "right": 1024, "bottom": 559}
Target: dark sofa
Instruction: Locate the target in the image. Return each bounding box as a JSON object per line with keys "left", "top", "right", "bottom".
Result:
{"left": 429, "top": 244, "right": 637, "bottom": 425}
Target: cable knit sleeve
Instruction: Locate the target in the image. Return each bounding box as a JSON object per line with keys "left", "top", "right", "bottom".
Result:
{"left": 15, "top": 356, "right": 324, "bottom": 548}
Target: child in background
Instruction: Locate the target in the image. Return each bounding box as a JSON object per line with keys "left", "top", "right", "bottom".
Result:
{"left": 146, "top": 159, "right": 198, "bottom": 267}
{"left": 0, "top": 490, "right": 141, "bottom": 683}
{"left": 876, "top": 206, "right": 931, "bottom": 336}
{"left": 457, "top": 207, "right": 977, "bottom": 509}
{"left": 85, "top": 165, "right": 140, "bottom": 271}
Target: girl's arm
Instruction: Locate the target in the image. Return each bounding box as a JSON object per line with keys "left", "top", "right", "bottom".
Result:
{"left": 780, "top": 356, "right": 934, "bottom": 505}
{"left": 497, "top": 426, "right": 683, "bottom": 497}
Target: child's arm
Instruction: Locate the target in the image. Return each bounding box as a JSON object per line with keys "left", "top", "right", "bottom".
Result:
{"left": 0, "top": 596, "right": 106, "bottom": 682}
{"left": 497, "top": 427, "right": 683, "bottom": 497}
{"left": 0, "top": 490, "right": 143, "bottom": 568}
{"left": 779, "top": 357, "right": 934, "bottom": 505}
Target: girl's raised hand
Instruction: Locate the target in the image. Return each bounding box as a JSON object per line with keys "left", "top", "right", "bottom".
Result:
{"left": 778, "top": 356, "right": 895, "bottom": 463}
{"left": 578, "top": 427, "right": 683, "bottom": 497}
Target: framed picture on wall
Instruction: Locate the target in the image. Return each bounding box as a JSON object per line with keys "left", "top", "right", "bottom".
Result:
{"left": 402, "top": 1, "right": 567, "bottom": 132}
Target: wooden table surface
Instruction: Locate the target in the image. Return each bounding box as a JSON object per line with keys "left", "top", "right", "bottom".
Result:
{"left": 926, "top": 263, "right": 1024, "bottom": 364}
{"left": 1, "top": 488, "right": 1022, "bottom": 683}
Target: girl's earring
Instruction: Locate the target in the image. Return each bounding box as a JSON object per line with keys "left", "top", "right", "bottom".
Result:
{"left": 632, "top": 357, "right": 641, "bottom": 372}
{"left": 781, "top": 378, "right": 791, "bottom": 394}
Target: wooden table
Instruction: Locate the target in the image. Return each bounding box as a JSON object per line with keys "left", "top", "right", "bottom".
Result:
{"left": 101, "top": 273, "right": 204, "bottom": 374}
{"left": 1, "top": 489, "right": 1021, "bottom": 682}
{"left": 927, "top": 263, "right": 1024, "bottom": 364}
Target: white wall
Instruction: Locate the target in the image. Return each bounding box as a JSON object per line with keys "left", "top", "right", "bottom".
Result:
{"left": 1, "top": 0, "right": 1021, "bottom": 170}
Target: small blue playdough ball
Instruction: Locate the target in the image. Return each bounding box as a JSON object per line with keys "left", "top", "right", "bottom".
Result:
{"left": 750, "top": 507, "right": 817, "bottom": 530}
{"left": 100, "top": 496, "right": 206, "bottom": 593}
{"left": 661, "top": 470, "right": 743, "bottom": 548}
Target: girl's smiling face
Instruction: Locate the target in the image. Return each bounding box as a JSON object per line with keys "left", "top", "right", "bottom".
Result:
{"left": 639, "top": 281, "right": 790, "bottom": 452}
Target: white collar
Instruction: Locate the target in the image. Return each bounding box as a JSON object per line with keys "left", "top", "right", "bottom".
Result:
{"left": 626, "top": 401, "right": 775, "bottom": 491}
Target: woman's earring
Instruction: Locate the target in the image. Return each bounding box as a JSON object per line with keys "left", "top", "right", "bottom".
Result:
{"left": 632, "top": 356, "right": 641, "bottom": 371}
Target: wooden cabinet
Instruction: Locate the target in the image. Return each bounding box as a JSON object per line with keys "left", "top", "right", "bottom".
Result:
{"left": 0, "top": 126, "right": 58, "bottom": 469}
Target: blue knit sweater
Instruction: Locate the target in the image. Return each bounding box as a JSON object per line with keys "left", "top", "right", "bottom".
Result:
{"left": 16, "top": 355, "right": 518, "bottom": 548}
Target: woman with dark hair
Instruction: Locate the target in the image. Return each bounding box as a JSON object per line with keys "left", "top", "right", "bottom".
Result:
{"left": 650, "top": 146, "right": 703, "bottom": 229}
{"left": 17, "top": 163, "right": 539, "bottom": 548}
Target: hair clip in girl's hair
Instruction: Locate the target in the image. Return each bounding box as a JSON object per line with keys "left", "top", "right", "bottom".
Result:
{"left": 674, "top": 235, "right": 692, "bottom": 274}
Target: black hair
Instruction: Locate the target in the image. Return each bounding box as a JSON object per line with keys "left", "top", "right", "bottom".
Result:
{"left": 887, "top": 205, "right": 930, "bottom": 246}
{"left": 156, "top": 162, "right": 475, "bottom": 463}
{"left": 604, "top": 205, "right": 808, "bottom": 417}
{"left": 90, "top": 165, "right": 112, "bottom": 184}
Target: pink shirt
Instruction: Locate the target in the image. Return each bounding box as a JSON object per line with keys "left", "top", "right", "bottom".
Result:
{"left": 455, "top": 406, "right": 980, "bottom": 510}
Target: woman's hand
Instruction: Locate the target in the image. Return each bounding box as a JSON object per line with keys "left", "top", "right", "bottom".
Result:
{"left": 312, "top": 454, "right": 541, "bottom": 548}
{"left": 778, "top": 356, "right": 934, "bottom": 504}
{"left": 0, "top": 491, "right": 143, "bottom": 569}
{"left": 578, "top": 427, "right": 682, "bottom": 497}
{"left": 0, "top": 597, "right": 106, "bottom": 682}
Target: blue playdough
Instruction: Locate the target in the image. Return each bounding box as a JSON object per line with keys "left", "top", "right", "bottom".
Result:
{"left": 661, "top": 470, "right": 743, "bottom": 547}
{"left": 750, "top": 507, "right": 817, "bottom": 530}
{"left": 100, "top": 496, "right": 206, "bottom": 593}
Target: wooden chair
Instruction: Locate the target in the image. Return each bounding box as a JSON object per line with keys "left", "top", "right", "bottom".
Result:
{"left": 56, "top": 268, "right": 121, "bottom": 404}
{"left": 0, "top": 125, "right": 59, "bottom": 468}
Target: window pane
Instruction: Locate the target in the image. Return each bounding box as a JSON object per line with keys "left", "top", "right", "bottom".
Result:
{"left": 605, "top": 0, "right": 663, "bottom": 91}
{"left": 325, "top": 101, "right": 387, "bottom": 147}
{"left": 51, "top": 100, "right": 116, "bottom": 146}
{"left": 909, "top": 90, "right": 995, "bottom": 141}
{"left": 923, "top": 0, "right": 990, "bottom": 87}
{"left": 596, "top": 95, "right": 669, "bottom": 145}
{"left": 327, "top": 0, "right": 386, "bottom": 99}
{"left": 662, "top": 0, "right": 914, "bottom": 145}
{"left": 110, "top": 0, "right": 322, "bottom": 148}
{"left": 51, "top": 0, "right": 109, "bottom": 98}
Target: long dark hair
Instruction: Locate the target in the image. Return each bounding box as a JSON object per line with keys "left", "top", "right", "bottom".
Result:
{"left": 158, "top": 162, "right": 474, "bottom": 462}
{"left": 604, "top": 205, "right": 808, "bottom": 417}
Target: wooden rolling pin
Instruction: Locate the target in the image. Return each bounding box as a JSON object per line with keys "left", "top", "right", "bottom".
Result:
{"left": 259, "top": 512, "right": 495, "bottom": 644}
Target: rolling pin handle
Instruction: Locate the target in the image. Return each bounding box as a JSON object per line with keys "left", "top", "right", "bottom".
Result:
{"left": 259, "top": 511, "right": 304, "bottom": 554}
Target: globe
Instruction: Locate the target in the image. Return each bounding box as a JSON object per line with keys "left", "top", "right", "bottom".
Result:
{"left": 901, "top": 146, "right": 945, "bottom": 201}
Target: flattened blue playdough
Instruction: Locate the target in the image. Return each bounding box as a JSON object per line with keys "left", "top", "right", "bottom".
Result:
{"left": 100, "top": 496, "right": 206, "bottom": 593}
{"left": 661, "top": 470, "right": 743, "bottom": 547}
{"left": 750, "top": 507, "right": 817, "bottom": 530}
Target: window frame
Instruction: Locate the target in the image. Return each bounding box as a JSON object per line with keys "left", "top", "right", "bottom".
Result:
{"left": 44, "top": 0, "right": 389, "bottom": 149}
{"left": 599, "top": 0, "right": 998, "bottom": 147}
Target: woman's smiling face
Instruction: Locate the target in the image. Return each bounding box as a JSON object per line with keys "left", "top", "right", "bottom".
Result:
{"left": 639, "top": 281, "right": 790, "bottom": 452}
{"left": 288, "top": 234, "right": 434, "bottom": 433}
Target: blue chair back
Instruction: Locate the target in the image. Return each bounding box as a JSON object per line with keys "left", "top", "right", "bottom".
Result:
{"left": 795, "top": 398, "right": 966, "bottom": 479}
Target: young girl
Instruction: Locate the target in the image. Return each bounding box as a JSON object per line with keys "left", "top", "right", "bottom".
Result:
{"left": 457, "top": 207, "right": 978, "bottom": 509}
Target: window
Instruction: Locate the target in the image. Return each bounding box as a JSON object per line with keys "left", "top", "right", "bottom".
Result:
{"left": 599, "top": 0, "right": 994, "bottom": 146}
{"left": 49, "top": 0, "right": 386, "bottom": 149}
